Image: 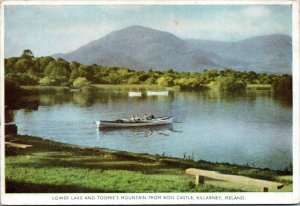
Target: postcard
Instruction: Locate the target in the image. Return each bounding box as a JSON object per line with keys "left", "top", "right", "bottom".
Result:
{"left": 0, "top": 0, "right": 299, "bottom": 205}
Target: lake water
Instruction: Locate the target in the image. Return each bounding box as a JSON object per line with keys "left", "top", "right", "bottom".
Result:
{"left": 12, "top": 89, "right": 292, "bottom": 170}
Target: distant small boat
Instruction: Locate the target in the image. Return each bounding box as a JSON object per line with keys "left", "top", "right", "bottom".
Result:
{"left": 147, "top": 91, "right": 169, "bottom": 96}
{"left": 128, "top": 92, "right": 142, "bottom": 97}
{"left": 96, "top": 116, "right": 173, "bottom": 129}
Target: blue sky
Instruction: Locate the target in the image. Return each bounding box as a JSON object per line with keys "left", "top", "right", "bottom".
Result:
{"left": 4, "top": 4, "right": 292, "bottom": 57}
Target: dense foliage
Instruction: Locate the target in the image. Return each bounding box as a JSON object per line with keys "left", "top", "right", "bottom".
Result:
{"left": 271, "top": 75, "right": 292, "bottom": 96}
{"left": 5, "top": 78, "right": 23, "bottom": 106}
{"left": 5, "top": 50, "right": 292, "bottom": 92}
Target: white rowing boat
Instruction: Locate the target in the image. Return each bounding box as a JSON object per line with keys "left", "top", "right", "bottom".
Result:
{"left": 147, "top": 91, "right": 169, "bottom": 96}
{"left": 96, "top": 116, "right": 173, "bottom": 128}
{"left": 128, "top": 92, "right": 142, "bottom": 97}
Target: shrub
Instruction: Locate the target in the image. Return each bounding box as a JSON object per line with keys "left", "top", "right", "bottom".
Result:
{"left": 157, "top": 75, "right": 174, "bottom": 87}
{"left": 174, "top": 77, "right": 202, "bottom": 90}
{"left": 145, "top": 76, "right": 157, "bottom": 84}
{"left": 5, "top": 73, "right": 39, "bottom": 86}
{"left": 73, "top": 77, "right": 91, "bottom": 88}
{"left": 39, "top": 76, "right": 58, "bottom": 86}
{"left": 216, "top": 76, "right": 246, "bottom": 92}
{"left": 127, "top": 76, "right": 140, "bottom": 84}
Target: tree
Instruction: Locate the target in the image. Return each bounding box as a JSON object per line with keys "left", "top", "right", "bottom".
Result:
{"left": 174, "top": 77, "right": 202, "bottom": 90}
{"left": 201, "top": 69, "right": 220, "bottom": 84}
{"left": 21, "top": 49, "right": 34, "bottom": 60}
{"left": 14, "top": 59, "right": 33, "bottom": 73}
{"left": 73, "top": 77, "right": 91, "bottom": 88}
{"left": 167, "top": 69, "right": 174, "bottom": 74}
{"left": 37, "top": 56, "right": 55, "bottom": 73}
{"left": 70, "top": 61, "right": 81, "bottom": 71}
{"left": 127, "top": 76, "right": 140, "bottom": 84}
{"left": 145, "top": 76, "right": 157, "bottom": 84}
{"left": 157, "top": 75, "right": 174, "bottom": 87}
{"left": 216, "top": 76, "right": 246, "bottom": 92}
{"left": 104, "top": 72, "right": 122, "bottom": 84}
{"left": 245, "top": 71, "right": 258, "bottom": 84}
{"left": 138, "top": 74, "right": 150, "bottom": 82}
{"left": 272, "top": 76, "right": 292, "bottom": 95}
{"left": 70, "top": 68, "right": 80, "bottom": 81}
{"left": 5, "top": 57, "right": 18, "bottom": 72}
{"left": 44, "top": 60, "right": 70, "bottom": 84}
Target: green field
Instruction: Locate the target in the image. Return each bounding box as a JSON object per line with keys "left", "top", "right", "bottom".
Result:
{"left": 5, "top": 135, "right": 292, "bottom": 193}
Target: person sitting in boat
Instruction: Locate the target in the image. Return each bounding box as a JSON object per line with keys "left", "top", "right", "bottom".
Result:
{"left": 144, "top": 114, "right": 148, "bottom": 120}
{"left": 129, "top": 115, "right": 135, "bottom": 122}
{"left": 134, "top": 115, "right": 141, "bottom": 121}
{"left": 149, "top": 114, "right": 155, "bottom": 119}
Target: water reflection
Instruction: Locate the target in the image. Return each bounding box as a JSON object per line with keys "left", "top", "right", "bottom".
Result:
{"left": 17, "top": 89, "right": 291, "bottom": 109}
{"left": 273, "top": 93, "right": 293, "bottom": 107}
{"left": 98, "top": 124, "right": 174, "bottom": 138}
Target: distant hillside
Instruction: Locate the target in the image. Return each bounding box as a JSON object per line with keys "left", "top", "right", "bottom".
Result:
{"left": 53, "top": 25, "right": 292, "bottom": 73}
{"left": 187, "top": 34, "right": 292, "bottom": 73}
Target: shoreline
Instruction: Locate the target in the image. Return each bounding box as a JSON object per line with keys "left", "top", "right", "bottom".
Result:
{"left": 20, "top": 83, "right": 272, "bottom": 93}
{"left": 6, "top": 133, "right": 291, "bottom": 173}
{"left": 5, "top": 134, "right": 292, "bottom": 193}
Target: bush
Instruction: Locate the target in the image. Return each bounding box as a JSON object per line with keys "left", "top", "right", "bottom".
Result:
{"left": 127, "top": 76, "right": 140, "bottom": 84}
{"left": 157, "top": 76, "right": 174, "bottom": 87}
{"left": 39, "top": 76, "right": 58, "bottom": 86}
{"left": 174, "top": 77, "right": 203, "bottom": 90}
{"left": 145, "top": 76, "right": 157, "bottom": 84}
{"left": 73, "top": 77, "right": 91, "bottom": 88}
{"left": 216, "top": 76, "right": 246, "bottom": 92}
{"left": 5, "top": 73, "right": 39, "bottom": 86}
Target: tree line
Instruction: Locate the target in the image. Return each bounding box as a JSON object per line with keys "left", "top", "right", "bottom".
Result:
{"left": 5, "top": 50, "right": 292, "bottom": 94}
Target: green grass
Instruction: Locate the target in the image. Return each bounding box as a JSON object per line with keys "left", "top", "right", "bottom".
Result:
{"left": 5, "top": 135, "right": 292, "bottom": 193}
{"left": 247, "top": 84, "right": 272, "bottom": 90}
{"left": 92, "top": 84, "right": 166, "bottom": 90}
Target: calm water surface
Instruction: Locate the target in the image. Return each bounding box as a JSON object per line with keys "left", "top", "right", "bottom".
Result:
{"left": 13, "top": 89, "right": 292, "bottom": 170}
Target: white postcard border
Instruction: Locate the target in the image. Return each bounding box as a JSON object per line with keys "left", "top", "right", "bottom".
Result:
{"left": 1, "top": 0, "right": 299, "bottom": 205}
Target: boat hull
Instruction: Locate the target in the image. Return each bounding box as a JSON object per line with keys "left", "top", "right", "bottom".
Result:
{"left": 96, "top": 116, "right": 173, "bottom": 128}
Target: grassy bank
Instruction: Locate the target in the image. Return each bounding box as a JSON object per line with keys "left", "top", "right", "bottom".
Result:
{"left": 21, "top": 85, "right": 70, "bottom": 94}
{"left": 92, "top": 84, "right": 166, "bottom": 90}
{"left": 247, "top": 84, "right": 272, "bottom": 90}
{"left": 5, "top": 135, "right": 292, "bottom": 193}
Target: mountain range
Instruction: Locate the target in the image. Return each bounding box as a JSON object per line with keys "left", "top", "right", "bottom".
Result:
{"left": 53, "top": 25, "right": 292, "bottom": 73}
